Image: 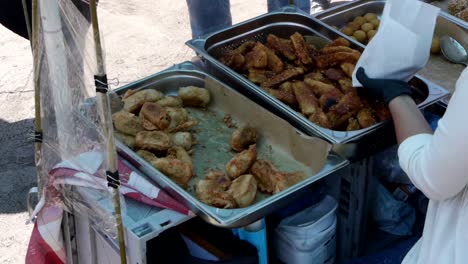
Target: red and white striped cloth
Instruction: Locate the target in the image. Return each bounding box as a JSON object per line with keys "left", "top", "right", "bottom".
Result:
{"left": 26, "top": 151, "right": 192, "bottom": 264}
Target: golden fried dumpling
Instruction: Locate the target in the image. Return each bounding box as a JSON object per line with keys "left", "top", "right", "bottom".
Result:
{"left": 227, "top": 174, "right": 257, "bottom": 208}
{"left": 230, "top": 127, "right": 259, "bottom": 152}
{"left": 135, "top": 131, "right": 171, "bottom": 152}
{"left": 139, "top": 102, "right": 170, "bottom": 130}
{"left": 114, "top": 131, "right": 136, "bottom": 149}
{"left": 178, "top": 86, "right": 211, "bottom": 107}
{"left": 171, "top": 132, "right": 193, "bottom": 150}
{"left": 112, "top": 111, "right": 143, "bottom": 136}
{"left": 152, "top": 158, "right": 193, "bottom": 189}
{"left": 123, "top": 89, "right": 164, "bottom": 113}
{"left": 225, "top": 144, "right": 257, "bottom": 179}
{"left": 156, "top": 96, "right": 183, "bottom": 108}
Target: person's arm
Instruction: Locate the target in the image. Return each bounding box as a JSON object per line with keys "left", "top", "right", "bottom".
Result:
{"left": 388, "top": 95, "right": 432, "bottom": 144}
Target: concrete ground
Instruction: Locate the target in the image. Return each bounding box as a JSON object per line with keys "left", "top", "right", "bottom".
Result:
{"left": 0, "top": 0, "right": 339, "bottom": 263}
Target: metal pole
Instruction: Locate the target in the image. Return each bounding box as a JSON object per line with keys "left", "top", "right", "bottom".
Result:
{"left": 89, "top": 1, "right": 127, "bottom": 263}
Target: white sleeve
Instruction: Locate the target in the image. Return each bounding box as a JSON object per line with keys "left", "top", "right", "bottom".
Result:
{"left": 398, "top": 68, "right": 468, "bottom": 201}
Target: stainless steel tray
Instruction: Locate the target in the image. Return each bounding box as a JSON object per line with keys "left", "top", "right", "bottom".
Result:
{"left": 114, "top": 61, "right": 348, "bottom": 228}
{"left": 186, "top": 7, "right": 449, "bottom": 144}
{"left": 315, "top": 0, "right": 468, "bottom": 95}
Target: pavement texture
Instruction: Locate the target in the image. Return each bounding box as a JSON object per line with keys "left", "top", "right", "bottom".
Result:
{"left": 0, "top": 0, "right": 342, "bottom": 263}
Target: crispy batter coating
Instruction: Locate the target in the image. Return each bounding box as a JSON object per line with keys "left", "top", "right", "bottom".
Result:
{"left": 136, "top": 150, "right": 158, "bottom": 163}
{"left": 135, "top": 131, "right": 171, "bottom": 152}
{"left": 152, "top": 158, "right": 193, "bottom": 189}
{"left": 304, "top": 70, "right": 326, "bottom": 82}
{"left": 260, "top": 67, "right": 304, "bottom": 89}
{"left": 267, "top": 34, "right": 296, "bottom": 60}
{"left": 315, "top": 52, "right": 360, "bottom": 69}
{"left": 139, "top": 102, "right": 170, "bottom": 130}
{"left": 347, "top": 117, "right": 361, "bottom": 131}
{"left": 247, "top": 69, "right": 276, "bottom": 84}
{"left": 372, "top": 101, "right": 391, "bottom": 121}
{"left": 357, "top": 108, "right": 377, "bottom": 128}
{"left": 115, "top": 131, "right": 136, "bottom": 149}
{"left": 167, "top": 146, "right": 193, "bottom": 169}
{"left": 309, "top": 109, "right": 332, "bottom": 129}
{"left": 245, "top": 45, "right": 268, "bottom": 69}
{"left": 327, "top": 92, "right": 363, "bottom": 128}
{"left": 196, "top": 171, "right": 236, "bottom": 208}
{"left": 304, "top": 78, "right": 343, "bottom": 100}
{"left": 290, "top": 32, "right": 312, "bottom": 64}
{"left": 219, "top": 41, "right": 256, "bottom": 69}
{"left": 324, "top": 68, "right": 346, "bottom": 81}
{"left": 338, "top": 78, "right": 356, "bottom": 94}
{"left": 265, "top": 87, "right": 298, "bottom": 107}
{"left": 340, "top": 63, "right": 355, "bottom": 78}
{"left": 123, "top": 89, "right": 164, "bottom": 113}
{"left": 112, "top": 111, "right": 143, "bottom": 136}
{"left": 166, "top": 107, "right": 188, "bottom": 130}
{"left": 321, "top": 46, "right": 360, "bottom": 55}
{"left": 273, "top": 171, "right": 305, "bottom": 194}
{"left": 228, "top": 174, "right": 257, "bottom": 207}
{"left": 230, "top": 127, "right": 259, "bottom": 152}
{"left": 178, "top": 86, "right": 211, "bottom": 107}
{"left": 167, "top": 119, "right": 199, "bottom": 133}
{"left": 250, "top": 160, "right": 278, "bottom": 193}
{"left": 292, "top": 81, "right": 321, "bottom": 116}
{"left": 156, "top": 96, "right": 183, "bottom": 108}
{"left": 171, "top": 132, "right": 193, "bottom": 150}
{"left": 226, "top": 144, "right": 257, "bottom": 179}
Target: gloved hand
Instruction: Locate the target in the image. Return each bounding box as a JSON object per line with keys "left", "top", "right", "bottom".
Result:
{"left": 356, "top": 67, "right": 413, "bottom": 105}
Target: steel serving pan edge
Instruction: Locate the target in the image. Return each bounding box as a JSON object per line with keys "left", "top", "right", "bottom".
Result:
{"left": 114, "top": 61, "right": 349, "bottom": 228}
{"left": 186, "top": 7, "right": 449, "bottom": 144}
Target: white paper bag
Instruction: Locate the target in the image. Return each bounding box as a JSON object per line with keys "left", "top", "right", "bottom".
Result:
{"left": 352, "top": 0, "right": 440, "bottom": 87}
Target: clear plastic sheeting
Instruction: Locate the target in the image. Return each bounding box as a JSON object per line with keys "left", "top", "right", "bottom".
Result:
{"left": 33, "top": 0, "right": 119, "bottom": 247}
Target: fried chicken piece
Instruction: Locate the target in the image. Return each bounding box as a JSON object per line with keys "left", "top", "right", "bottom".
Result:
{"left": 346, "top": 117, "right": 361, "bottom": 131}
{"left": 171, "top": 132, "right": 193, "bottom": 150}
{"left": 290, "top": 32, "right": 312, "bottom": 64}
{"left": 247, "top": 69, "right": 276, "bottom": 84}
{"left": 167, "top": 119, "right": 199, "bottom": 133}
{"left": 115, "top": 131, "right": 136, "bottom": 149}
{"left": 304, "top": 70, "right": 326, "bottom": 82}
{"left": 328, "top": 37, "right": 350, "bottom": 47}
{"left": 166, "top": 107, "right": 188, "bottom": 130}
{"left": 338, "top": 78, "right": 356, "bottom": 94}
{"left": 309, "top": 109, "right": 332, "bottom": 129}
{"left": 152, "top": 158, "right": 193, "bottom": 189}
{"left": 205, "top": 171, "right": 232, "bottom": 188}
{"left": 303, "top": 79, "right": 343, "bottom": 108}
{"left": 357, "top": 108, "right": 377, "bottom": 128}
{"left": 371, "top": 101, "right": 391, "bottom": 121}
{"left": 265, "top": 87, "right": 298, "bottom": 107}
{"left": 230, "top": 127, "right": 259, "bottom": 152}
{"left": 244, "top": 44, "right": 268, "bottom": 69}
{"left": 327, "top": 92, "right": 363, "bottom": 128}
{"left": 321, "top": 46, "right": 360, "bottom": 55}
{"left": 254, "top": 42, "right": 284, "bottom": 73}
{"left": 156, "top": 96, "right": 183, "bottom": 108}
{"left": 196, "top": 172, "right": 237, "bottom": 209}
{"left": 178, "top": 86, "right": 211, "bottom": 107}
{"left": 292, "top": 81, "right": 321, "bottom": 116}
{"left": 139, "top": 102, "right": 170, "bottom": 130}
{"left": 261, "top": 67, "right": 304, "bottom": 89}
{"left": 219, "top": 41, "right": 256, "bottom": 69}
{"left": 135, "top": 131, "right": 171, "bottom": 152}
{"left": 137, "top": 150, "right": 159, "bottom": 164}
{"left": 250, "top": 160, "right": 278, "bottom": 193}
{"left": 324, "top": 68, "right": 346, "bottom": 81}
{"left": 168, "top": 146, "right": 193, "bottom": 171}
{"left": 267, "top": 34, "right": 296, "bottom": 61}
{"left": 123, "top": 89, "right": 164, "bottom": 113}
{"left": 315, "top": 52, "right": 360, "bottom": 69}
{"left": 226, "top": 144, "right": 257, "bottom": 179}
{"left": 273, "top": 171, "right": 305, "bottom": 194}
{"left": 112, "top": 111, "right": 143, "bottom": 136}
{"left": 227, "top": 174, "right": 257, "bottom": 208}
{"left": 340, "top": 63, "right": 355, "bottom": 78}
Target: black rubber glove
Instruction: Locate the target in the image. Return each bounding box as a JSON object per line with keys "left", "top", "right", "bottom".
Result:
{"left": 356, "top": 67, "right": 413, "bottom": 105}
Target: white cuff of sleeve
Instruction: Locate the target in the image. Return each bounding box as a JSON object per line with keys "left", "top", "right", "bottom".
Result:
{"left": 398, "top": 133, "right": 432, "bottom": 175}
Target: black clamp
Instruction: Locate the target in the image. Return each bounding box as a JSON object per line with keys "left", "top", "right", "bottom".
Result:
{"left": 106, "top": 170, "right": 121, "bottom": 188}
{"left": 34, "top": 131, "right": 43, "bottom": 143}
{"left": 95, "top": 74, "right": 109, "bottom": 93}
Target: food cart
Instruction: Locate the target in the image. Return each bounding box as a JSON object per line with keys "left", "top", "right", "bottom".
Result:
{"left": 25, "top": 0, "right": 464, "bottom": 263}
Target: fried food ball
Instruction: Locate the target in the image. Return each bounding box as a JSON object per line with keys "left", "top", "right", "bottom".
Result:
{"left": 367, "top": 30, "right": 377, "bottom": 40}
{"left": 370, "top": 18, "right": 380, "bottom": 28}
{"left": 178, "top": 86, "right": 211, "bottom": 107}
{"left": 353, "top": 30, "right": 367, "bottom": 43}
{"left": 431, "top": 37, "right": 440, "bottom": 54}
{"left": 361, "top": 22, "right": 374, "bottom": 32}
{"left": 347, "top": 21, "right": 361, "bottom": 31}
{"left": 341, "top": 26, "right": 354, "bottom": 36}
{"left": 353, "top": 16, "right": 366, "bottom": 26}
{"left": 364, "top": 13, "right": 378, "bottom": 21}
{"left": 227, "top": 174, "right": 257, "bottom": 208}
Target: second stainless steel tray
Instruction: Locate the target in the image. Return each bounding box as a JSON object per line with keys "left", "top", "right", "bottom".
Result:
{"left": 186, "top": 7, "right": 449, "bottom": 144}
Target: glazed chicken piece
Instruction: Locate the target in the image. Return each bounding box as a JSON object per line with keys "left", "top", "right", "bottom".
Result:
{"left": 346, "top": 117, "right": 361, "bottom": 131}
{"left": 123, "top": 89, "right": 164, "bottom": 113}
{"left": 171, "top": 132, "right": 193, "bottom": 150}
{"left": 178, "top": 86, "right": 211, "bottom": 107}
{"left": 292, "top": 81, "right": 321, "bottom": 116}
{"left": 135, "top": 131, "right": 171, "bottom": 152}
{"left": 196, "top": 171, "right": 236, "bottom": 209}
{"left": 260, "top": 67, "right": 304, "bottom": 89}
{"left": 152, "top": 158, "right": 193, "bottom": 189}
{"left": 338, "top": 78, "right": 356, "bottom": 94}
{"left": 115, "top": 131, "right": 136, "bottom": 149}
{"left": 250, "top": 160, "right": 278, "bottom": 193}
{"left": 357, "top": 108, "right": 377, "bottom": 128}
{"left": 156, "top": 96, "right": 183, "bottom": 108}
{"left": 230, "top": 127, "right": 259, "bottom": 152}
{"left": 315, "top": 52, "right": 360, "bottom": 69}
{"left": 112, "top": 111, "right": 143, "bottom": 136}
{"left": 247, "top": 69, "right": 276, "bottom": 84}
{"left": 340, "top": 63, "right": 355, "bottom": 78}
{"left": 226, "top": 144, "right": 257, "bottom": 179}
{"left": 327, "top": 92, "right": 363, "bottom": 128}
{"left": 266, "top": 34, "right": 297, "bottom": 61}
{"left": 290, "top": 32, "right": 312, "bottom": 65}
{"left": 273, "top": 171, "right": 305, "bottom": 194}
{"left": 227, "top": 174, "right": 257, "bottom": 208}
{"left": 139, "top": 102, "right": 170, "bottom": 130}
{"left": 254, "top": 42, "right": 284, "bottom": 73}
{"left": 371, "top": 101, "right": 391, "bottom": 121}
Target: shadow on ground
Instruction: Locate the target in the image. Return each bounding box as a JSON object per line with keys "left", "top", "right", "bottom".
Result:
{"left": 0, "top": 118, "right": 36, "bottom": 214}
